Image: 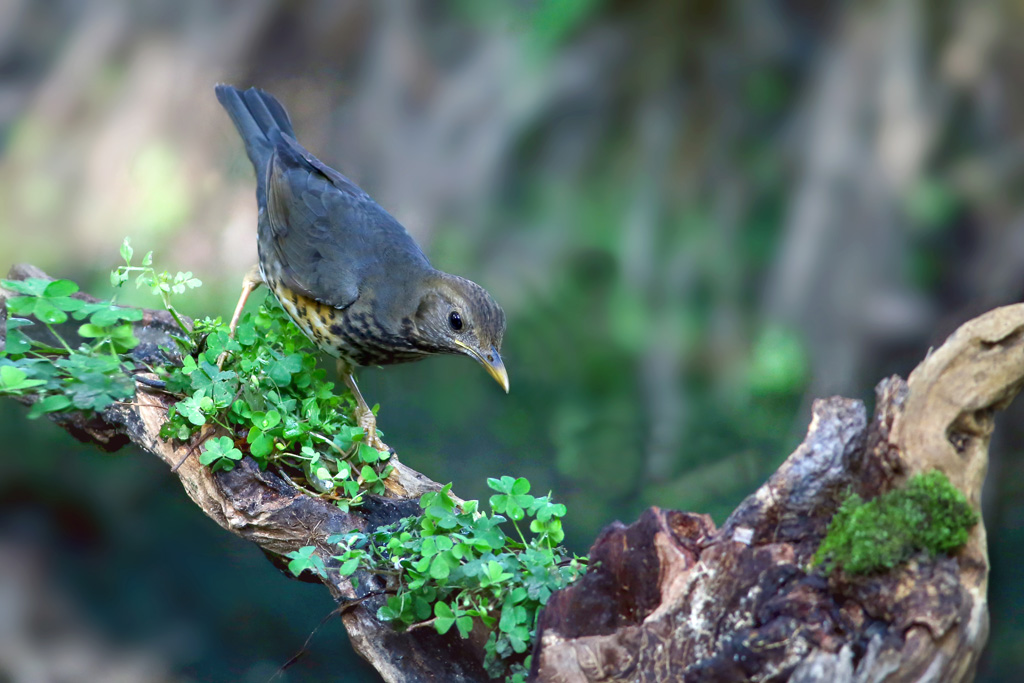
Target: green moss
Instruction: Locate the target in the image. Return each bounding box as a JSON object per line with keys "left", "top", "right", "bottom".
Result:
{"left": 813, "top": 470, "right": 979, "bottom": 575}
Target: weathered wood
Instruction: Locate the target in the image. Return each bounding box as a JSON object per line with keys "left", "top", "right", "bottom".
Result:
{"left": 2, "top": 265, "right": 1009, "bottom": 682}
{"left": 532, "top": 306, "right": 1020, "bottom": 682}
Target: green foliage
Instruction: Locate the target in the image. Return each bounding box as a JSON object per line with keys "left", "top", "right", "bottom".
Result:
{"left": 285, "top": 545, "right": 328, "bottom": 579}
{"left": 111, "top": 237, "right": 200, "bottom": 334}
{"left": 0, "top": 364, "right": 46, "bottom": 393}
{"left": 292, "top": 477, "right": 584, "bottom": 681}
{"left": 129, "top": 235, "right": 394, "bottom": 505}
{"left": 5, "top": 240, "right": 586, "bottom": 675}
{"left": 813, "top": 470, "right": 979, "bottom": 575}
{"left": 119, "top": 243, "right": 395, "bottom": 506}
{"left": 155, "top": 294, "right": 394, "bottom": 507}
{"left": 0, "top": 275, "right": 141, "bottom": 416}
{"left": 2, "top": 238, "right": 393, "bottom": 509}
{"left": 199, "top": 435, "right": 244, "bottom": 472}
{"left": 0, "top": 239, "right": 211, "bottom": 421}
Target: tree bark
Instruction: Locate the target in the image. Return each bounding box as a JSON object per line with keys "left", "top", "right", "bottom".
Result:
{"left": 2, "top": 265, "right": 1005, "bottom": 682}
{"left": 532, "top": 309, "right": 1009, "bottom": 682}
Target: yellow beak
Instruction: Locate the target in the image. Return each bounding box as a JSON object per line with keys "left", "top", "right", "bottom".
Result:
{"left": 455, "top": 342, "right": 509, "bottom": 394}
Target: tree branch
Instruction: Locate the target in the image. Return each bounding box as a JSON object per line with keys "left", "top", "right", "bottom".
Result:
{"left": 1, "top": 264, "right": 487, "bottom": 683}
{"left": 2, "top": 265, "right": 1008, "bottom": 682}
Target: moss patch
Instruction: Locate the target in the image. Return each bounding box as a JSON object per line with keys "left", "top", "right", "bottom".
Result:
{"left": 813, "top": 470, "right": 979, "bottom": 575}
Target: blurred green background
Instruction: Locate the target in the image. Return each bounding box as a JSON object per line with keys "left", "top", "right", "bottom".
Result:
{"left": 2, "top": 0, "right": 1023, "bottom": 680}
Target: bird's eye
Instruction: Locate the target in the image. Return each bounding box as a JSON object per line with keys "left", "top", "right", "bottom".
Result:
{"left": 448, "top": 311, "right": 463, "bottom": 331}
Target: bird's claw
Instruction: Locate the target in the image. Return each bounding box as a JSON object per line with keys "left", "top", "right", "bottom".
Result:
{"left": 357, "top": 409, "right": 391, "bottom": 454}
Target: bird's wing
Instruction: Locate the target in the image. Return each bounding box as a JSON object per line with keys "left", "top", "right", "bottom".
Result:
{"left": 263, "top": 130, "right": 431, "bottom": 310}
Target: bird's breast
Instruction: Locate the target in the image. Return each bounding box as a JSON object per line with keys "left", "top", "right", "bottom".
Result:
{"left": 263, "top": 273, "right": 434, "bottom": 367}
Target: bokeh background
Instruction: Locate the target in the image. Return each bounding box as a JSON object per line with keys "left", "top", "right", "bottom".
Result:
{"left": 2, "top": 0, "right": 1023, "bottom": 680}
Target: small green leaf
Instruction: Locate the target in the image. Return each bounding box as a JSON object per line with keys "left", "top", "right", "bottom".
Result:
{"left": 358, "top": 443, "right": 381, "bottom": 463}
{"left": 285, "top": 546, "right": 326, "bottom": 578}
{"left": 86, "top": 303, "right": 143, "bottom": 327}
{"left": 4, "top": 318, "right": 34, "bottom": 354}
{"left": 429, "top": 553, "right": 452, "bottom": 580}
{"left": 230, "top": 399, "right": 252, "bottom": 420}
{"left": 425, "top": 506, "right": 459, "bottom": 529}
{"left": 178, "top": 393, "right": 211, "bottom": 425}
{"left": 27, "top": 394, "right": 72, "bottom": 419}
{"left": 414, "top": 596, "right": 432, "bottom": 621}
{"left": 248, "top": 429, "right": 275, "bottom": 458}
{"left": 33, "top": 300, "right": 67, "bottom": 324}
{"left": 234, "top": 320, "right": 257, "bottom": 346}
{"left": 266, "top": 353, "right": 303, "bottom": 385}
{"left": 455, "top": 615, "right": 474, "bottom": 638}
{"left": 1, "top": 278, "right": 50, "bottom": 297}
{"left": 4, "top": 297, "right": 35, "bottom": 316}
{"left": 0, "top": 365, "right": 45, "bottom": 393}
{"left": 199, "top": 436, "right": 244, "bottom": 471}
{"left": 254, "top": 409, "right": 281, "bottom": 431}
{"left": 486, "top": 476, "right": 512, "bottom": 493}
{"left": 434, "top": 602, "right": 455, "bottom": 634}
{"left": 360, "top": 465, "right": 379, "bottom": 484}
{"left": 499, "top": 603, "right": 523, "bottom": 633}
{"left": 43, "top": 279, "right": 79, "bottom": 297}
{"left": 508, "top": 624, "right": 530, "bottom": 653}
{"left": 120, "top": 237, "right": 134, "bottom": 264}
{"left": 180, "top": 356, "right": 198, "bottom": 375}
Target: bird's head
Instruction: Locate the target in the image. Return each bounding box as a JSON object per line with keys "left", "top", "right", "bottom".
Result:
{"left": 413, "top": 273, "right": 508, "bottom": 393}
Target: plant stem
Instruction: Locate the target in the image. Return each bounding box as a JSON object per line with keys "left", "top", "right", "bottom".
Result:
{"left": 43, "top": 323, "right": 73, "bottom": 353}
{"left": 511, "top": 519, "right": 528, "bottom": 547}
{"left": 166, "top": 305, "right": 191, "bottom": 337}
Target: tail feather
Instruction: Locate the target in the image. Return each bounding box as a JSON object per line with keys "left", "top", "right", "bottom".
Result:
{"left": 215, "top": 84, "right": 295, "bottom": 182}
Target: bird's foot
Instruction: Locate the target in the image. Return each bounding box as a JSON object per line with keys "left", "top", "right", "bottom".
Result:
{"left": 357, "top": 408, "right": 392, "bottom": 455}
{"left": 338, "top": 362, "right": 393, "bottom": 454}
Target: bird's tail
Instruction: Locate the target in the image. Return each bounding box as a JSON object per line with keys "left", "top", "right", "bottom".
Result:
{"left": 215, "top": 84, "right": 295, "bottom": 178}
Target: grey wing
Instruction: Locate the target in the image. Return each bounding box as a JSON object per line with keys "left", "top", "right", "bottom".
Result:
{"left": 263, "top": 131, "right": 430, "bottom": 310}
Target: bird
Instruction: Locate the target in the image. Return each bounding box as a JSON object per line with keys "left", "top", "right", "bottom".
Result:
{"left": 215, "top": 84, "right": 508, "bottom": 451}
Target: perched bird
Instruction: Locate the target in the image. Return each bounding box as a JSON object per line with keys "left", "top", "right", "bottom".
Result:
{"left": 215, "top": 85, "right": 507, "bottom": 450}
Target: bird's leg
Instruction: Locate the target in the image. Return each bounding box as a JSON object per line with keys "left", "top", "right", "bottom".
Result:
{"left": 338, "top": 359, "right": 390, "bottom": 453}
{"left": 229, "top": 265, "right": 264, "bottom": 336}
{"left": 218, "top": 265, "right": 264, "bottom": 368}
